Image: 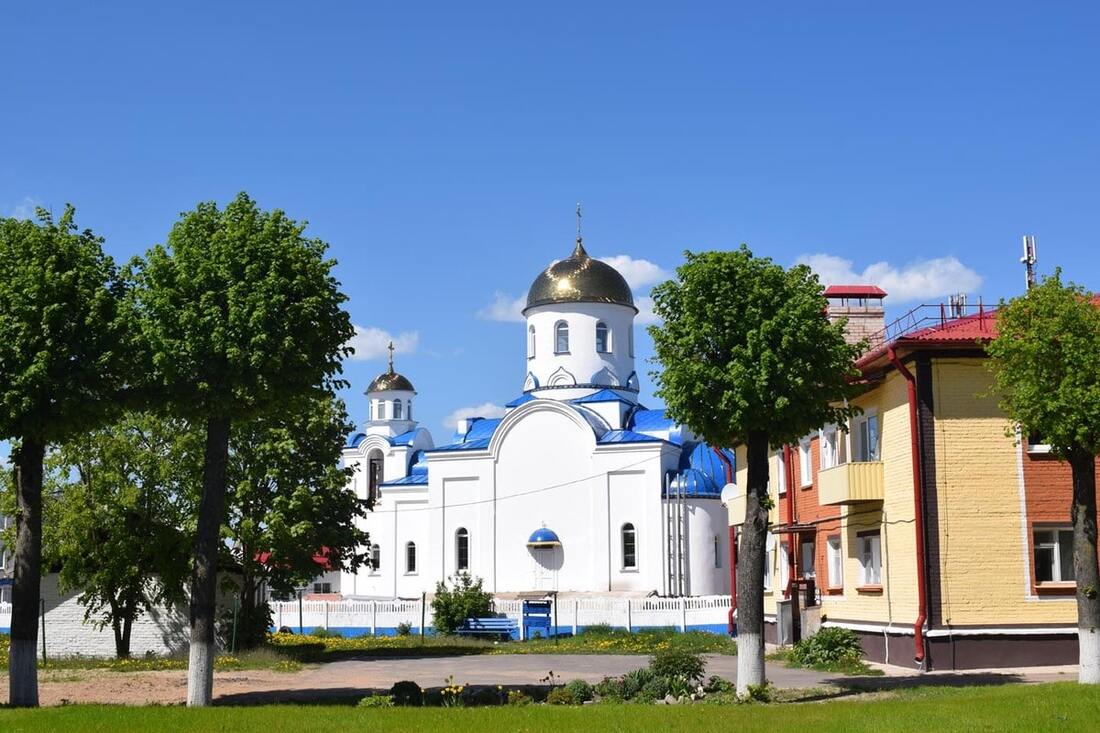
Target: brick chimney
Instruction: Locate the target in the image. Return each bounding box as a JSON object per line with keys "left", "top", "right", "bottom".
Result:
{"left": 824, "top": 285, "right": 886, "bottom": 350}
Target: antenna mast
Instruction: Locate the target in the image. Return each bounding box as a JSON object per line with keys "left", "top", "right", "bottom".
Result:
{"left": 1021, "top": 235, "right": 1037, "bottom": 290}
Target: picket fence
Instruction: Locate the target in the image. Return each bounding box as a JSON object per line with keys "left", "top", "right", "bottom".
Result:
{"left": 270, "top": 595, "right": 733, "bottom": 638}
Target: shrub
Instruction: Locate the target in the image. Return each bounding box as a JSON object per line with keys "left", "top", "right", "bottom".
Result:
{"left": 390, "top": 680, "right": 423, "bottom": 706}
{"left": 358, "top": 694, "right": 395, "bottom": 708}
{"left": 621, "top": 667, "right": 655, "bottom": 699}
{"left": 593, "top": 676, "right": 625, "bottom": 699}
{"left": 309, "top": 628, "right": 343, "bottom": 639}
{"left": 546, "top": 686, "right": 577, "bottom": 705}
{"left": 564, "top": 679, "right": 593, "bottom": 703}
{"left": 704, "top": 675, "right": 734, "bottom": 694}
{"left": 790, "top": 627, "right": 863, "bottom": 667}
{"left": 0, "top": 633, "right": 9, "bottom": 669}
{"left": 507, "top": 689, "right": 533, "bottom": 706}
{"left": 580, "top": 623, "right": 615, "bottom": 635}
{"left": 648, "top": 647, "right": 706, "bottom": 683}
{"left": 395, "top": 621, "right": 413, "bottom": 636}
{"left": 217, "top": 601, "right": 273, "bottom": 650}
{"left": 742, "top": 681, "right": 774, "bottom": 703}
{"left": 431, "top": 572, "right": 494, "bottom": 636}
{"left": 638, "top": 676, "right": 671, "bottom": 703}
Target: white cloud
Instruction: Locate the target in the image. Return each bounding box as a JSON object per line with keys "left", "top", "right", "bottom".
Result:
{"left": 634, "top": 295, "right": 660, "bottom": 325}
{"left": 345, "top": 325, "right": 418, "bottom": 361}
{"left": 442, "top": 402, "right": 508, "bottom": 430}
{"left": 597, "top": 255, "right": 670, "bottom": 290}
{"left": 8, "top": 196, "right": 42, "bottom": 220}
{"left": 477, "top": 291, "right": 526, "bottom": 322}
{"left": 795, "top": 253, "right": 983, "bottom": 303}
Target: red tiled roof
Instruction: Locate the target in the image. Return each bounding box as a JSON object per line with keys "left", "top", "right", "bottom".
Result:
{"left": 824, "top": 284, "right": 887, "bottom": 298}
{"left": 900, "top": 308, "right": 998, "bottom": 344}
{"left": 254, "top": 546, "right": 335, "bottom": 571}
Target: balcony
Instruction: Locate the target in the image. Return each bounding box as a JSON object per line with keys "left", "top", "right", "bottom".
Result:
{"left": 818, "top": 462, "right": 884, "bottom": 505}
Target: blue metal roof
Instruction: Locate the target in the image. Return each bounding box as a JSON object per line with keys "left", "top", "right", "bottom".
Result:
{"left": 527, "top": 527, "right": 561, "bottom": 545}
{"left": 629, "top": 409, "right": 675, "bottom": 433}
{"left": 380, "top": 474, "right": 429, "bottom": 487}
{"left": 408, "top": 449, "right": 428, "bottom": 475}
{"left": 344, "top": 432, "right": 366, "bottom": 449}
{"left": 505, "top": 394, "right": 537, "bottom": 408}
{"left": 666, "top": 442, "right": 734, "bottom": 498}
{"left": 465, "top": 417, "right": 502, "bottom": 443}
{"left": 598, "top": 429, "right": 665, "bottom": 445}
{"left": 392, "top": 429, "right": 419, "bottom": 446}
{"left": 571, "top": 389, "right": 634, "bottom": 405}
{"left": 429, "top": 437, "right": 492, "bottom": 452}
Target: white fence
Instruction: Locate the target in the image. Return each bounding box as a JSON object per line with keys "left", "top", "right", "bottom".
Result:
{"left": 271, "top": 595, "right": 733, "bottom": 638}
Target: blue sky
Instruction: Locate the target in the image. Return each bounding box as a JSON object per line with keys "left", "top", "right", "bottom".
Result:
{"left": 2, "top": 2, "right": 1098, "bottom": 438}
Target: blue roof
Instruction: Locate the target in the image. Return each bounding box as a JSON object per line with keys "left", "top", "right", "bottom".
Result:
{"left": 598, "top": 429, "right": 666, "bottom": 445}
{"left": 430, "top": 437, "right": 492, "bottom": 452}
{"left": 571, "top": 389, "right": 634, "bottom": 405}
{"left": 505, "top": 394, "right": 536, "bottom": 408}
{"left": 527, "top": 527, "right": 561, "bottom": 545}
{"left": 381, "top": 474, "right": 429, "bottom": 487}
{"left": 629, "top": 409, "right": 675, "bottom": 433}
{"left": 666, "top": 442, "right": 734, "bottom": 498}
{"left": 344, "top": 432, "right": 366, "bottom": 449}
{"left": 392, "top": 429, "right": 419, "bottom": 446}
{"left": 465, "top": 417, "right": 502, "bottom": 443}
{"left": 408, "top": 449, "right": 428, "bottom": 474}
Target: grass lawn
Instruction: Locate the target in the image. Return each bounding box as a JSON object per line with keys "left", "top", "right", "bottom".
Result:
{"left": 2, "top": 684, "right": 1099, "bottom": 732}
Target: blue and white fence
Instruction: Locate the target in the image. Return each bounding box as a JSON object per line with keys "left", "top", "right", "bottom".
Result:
{"left": 270, "top": 595, "right": 733, "bottom": 638}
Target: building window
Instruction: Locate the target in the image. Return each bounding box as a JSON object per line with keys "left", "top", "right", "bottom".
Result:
{"left": 1034, "top": 527, "right": 1075, "bottom": 583}
{"left": 313, "top": 582, "right": 332, "bottom": 594}
{"left": 1027, "top": 433, "right": 1052, "bottom": 454}
{"left": 621, "top": 523, "right": 637, "bottom": 569}
{"left": 857, "top": 532, "right": 882, "bottom": 586}
{"left": 528, "top": 325, "right": 536, "bottom": 359}
{"left": 407, "top": 401, "right": 413, "bottom": 420}
{"left": 798, "top": 438, "right": 812, "bottom": 486}
{"left": 827, "top": 535, "right": 843, "bottom": 589}
{"left": 455, "top": 528, "right": 469, "bottom": 571}
{"left": 368, "top": 454, "right": 384, "bottom": 503}
{"left": 369, "top": 402, "right": 373, "bottom": 420}
{"left": 776, "top": 449, "right": 787, "bottom": 495}
{"left": 779, "top": 542, "right": 790, "bottom": 590}
{"left": 370, "top": 544, "right": 381, "bottom": 572}
{"left": 714, "top": 535, "right": 721, "bottom": 569}
{"left": 856, "top": 413, "right": 879, "bottom": 461}
{"left": 555, "top": 321, "right": 569, "bottom": 353}
{"left": 820, "top": 425, "right": 842, "bottom": 469}
{"left": 377, "top": 401, "right": 387, "bottom": 420}
{"left": 394, "top": 399, "right": 403, "bottom": 420}
{"left": 406, "top": 541, "right": 417, "bottom": 574}
{"left": 763, "top": 533, "right": 774, "bottom": 590}
{"left": 800, "top": 537, "right": 816, "bottom": 579}
{"left": 596, "top": 321, "right": 610, "bottom": 353}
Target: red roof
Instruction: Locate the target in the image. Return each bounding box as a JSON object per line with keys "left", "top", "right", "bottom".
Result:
{"left": 825, "top": 284, "right": 887, "bottom": 298}
{"left": 254, "top": 546, "right": 335, "bottom": 571}
{"left": 901, "top": 308, "right": 998, "bottom": 344}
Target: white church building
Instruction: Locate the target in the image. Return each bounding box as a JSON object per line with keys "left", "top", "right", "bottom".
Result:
{"left": 336, "top": 238, "right": 732, "bottom": 599}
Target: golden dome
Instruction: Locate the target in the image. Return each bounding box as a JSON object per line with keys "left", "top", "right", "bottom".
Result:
{"left": 366, "top": 342, "right": 416, "bottom": 394}
{"left": 524, "top": 239, "right": 636, "bottom": 314}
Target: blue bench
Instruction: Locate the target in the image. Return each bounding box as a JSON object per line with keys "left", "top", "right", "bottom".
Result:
{"left": 456, "top": 616, "right": 518, "bottom": 638}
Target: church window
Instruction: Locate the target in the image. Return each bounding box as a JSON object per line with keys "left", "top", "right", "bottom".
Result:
{"left": 621, "top": 523, "right": 637, "bottom": 569}
{"left": 377, "top": 401, "right": 387, "bottom": 420}
{"left": 370, "top": 544, "right": 381, "bottom": 572}
{"left": 456, "top": 528, "right": 470, "bottom": 571}
{"left": 406, "top": 542, "right": 417, "bottom": 574}
{"left": 555, "top": 321, "right": 569, "bottom": 354}
{"left": 394, "top": 399, "right": 403, "bottom": 420}
{"left": 407, "top": 401, "right": 413, "bottom": 419}
{"left": 596, "top": 321, "right": 610, "bottom": 353}
{"left": 368, "top": 453, "right": 384, "bottom": 503}
{"left": 714, "top": 535, "right": 721, "bottom": 568}
{"left": 369, "top": 402, "right": 373, "bottom": 420}
{"left": 528, "top": 325, "right": 536, "bottom": 359}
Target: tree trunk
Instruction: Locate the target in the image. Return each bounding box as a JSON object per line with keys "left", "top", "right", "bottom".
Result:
{"left": 120, "top": 598, "right": 136, "bottom": 660}
{"left": 1070, "top": 448, "right": 1100, "bottom": 684}
{"left": 736, "top": 432, "right": 770, "bottom": 696}
{"left": 110, "top": 598, "right": 125, "bottom": 659}
{"left": 239, "top": 555, "right": 257, "bottom": 649}
{"left": 9, "top": 437, "right": 45, "bottom": 707}
{"left": 186, "top": 414, "right": 231, "bottom": 707}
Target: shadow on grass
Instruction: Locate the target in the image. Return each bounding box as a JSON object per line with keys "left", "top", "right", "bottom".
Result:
{"left": 214, "top": 683, "right": 556, "bottom": 707}
{"left": 791, "top": 672, "right": 1029, "bottom": 703}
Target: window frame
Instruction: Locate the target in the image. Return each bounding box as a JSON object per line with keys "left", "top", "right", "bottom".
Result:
{"left": 820, "top": 425, "right": 843, "bottom": 470}
{"left": 857, "top": 531, "right": 882, "bottom": 587}
{"left": 826, "top": 535, "right": 843, "bottom": 590}
{"left": 393, "top": 399, "right": 403, "bottom": 420}
{"left": 798, "top": 438, "right": 812, "bottom": 487}
{"left": 621, "top": 522, "right": 637, "bottom": 571}
{"left": 370, "top": 544, "right": 381, "bottom": 574}
{"left": 455, "top": 528, "right": 470, "bottom": 572}
{"left": 854, "top": 410, "right": 880, "bottom": 462}
{"left": 776, "top": 449, "right": 787, "bottom": 495}
{"left": 405, "top": 541, "right": 417, "bottom": 575}
{"left": 595, "top": 321, "right": 611, "bottom": 354}
{"left": 1033, "top": 526, "right": 1075, "bottom": 585}
{"left": 554, "top": 320, "right": 570, "bottom": 354}
{"left": 527, "top": 325, "right": 536, "bottom": 359}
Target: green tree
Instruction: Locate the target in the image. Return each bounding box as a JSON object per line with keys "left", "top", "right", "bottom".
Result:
{"left": 987, "top": 272, "right": 1100, "bottom": 684}
{"left": 431, "top": 572, "right": 494, "bottom": 635}
{"left": 0, "top": 207, "right": 132, "bottom": 707}
{"left": 130, "top": 193, "right": 353, "bottom": 705}
{"left": 648, "top": 246, "right": 862, "bottom": 694}
{"left": 43, "top": 414, "right": 200, "bottom": 658}
{"left": 226, "top": 394, "right": 370, "bottom": 648}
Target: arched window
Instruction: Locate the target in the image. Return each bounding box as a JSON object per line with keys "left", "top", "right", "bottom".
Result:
{"left": 596, "top": 322, "right": 610, "bottom": 353}
{"left": 407, "top": 401, "right": 413, "bottom": 420}
{"left": 369, "top": 401, "right": 373, "bottom": 420}
{"left": 406, "top": 542, "right": 417, "bottom": 574}
{"left": 371, "top": 544, "right": 381, "bottom": 572}
{"left": 554, "top": 321, "right": 569, "bottom": 354}
{"left": 394, "top": 399, "right": 403, "bottom": 420}
{"left": 377, "top": 400, "right": 387, "bottom": 420}
{"left": 621, "top": 523, "right": 637, "bottom": 569}
{"left": 455, "top": 528, "right": 470, "bottom": 571}
{"left": 367, "top": 450, "right": 384, "bottom": 503}
{"left": 528, "top": 325, "right": 536, "bottom": 359}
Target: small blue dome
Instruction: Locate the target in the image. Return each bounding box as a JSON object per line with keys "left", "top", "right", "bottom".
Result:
{"left": 666, "top": 442, "right": 735, "bottom": 498}
{"left": 527, "top": 527, "right": 561, "bottom": 546}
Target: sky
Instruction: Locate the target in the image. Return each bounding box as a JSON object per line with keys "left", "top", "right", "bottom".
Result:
{"left": 2, "top": 1, "right": 1098, "bottom": 439}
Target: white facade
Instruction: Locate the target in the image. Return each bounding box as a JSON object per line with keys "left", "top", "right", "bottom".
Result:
{"left": 338, "top": 242, "right": 731, "bottom": 600}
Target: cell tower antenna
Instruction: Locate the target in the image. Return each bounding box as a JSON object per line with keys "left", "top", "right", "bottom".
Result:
{"left": 1021, "top": 235, "right": 1037, "bottom": 290}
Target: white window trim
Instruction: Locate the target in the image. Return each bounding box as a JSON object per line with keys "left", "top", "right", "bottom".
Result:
{"left": 857, "top": 533, "right": 882, "bottom": 586}
{"left": 776, "top": 449, "right": 787, "bottom": 495}
{"left": 853, "top": 409, "right": 880, "bottom": 462}
{"left": 621, "top": 523, "right": 638, "bottom": 571}
{"left": 827, "top": 535, "right": 843, "bottom": 589}
{"left": 1034, "top": 526, "right": 1075, "bottom": 584}
{"left": 798, "top": 438, "right": 812, "bottom": 487}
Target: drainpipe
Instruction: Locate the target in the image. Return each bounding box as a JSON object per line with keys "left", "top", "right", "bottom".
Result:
{"left": 887, "top": 346, "right": 928, "bottom": 664}
{"left": 783, "top": 444, "right": 797, "bottom": 600}
{"left": 713, "top": 447, "right": 737, "bottom": 634}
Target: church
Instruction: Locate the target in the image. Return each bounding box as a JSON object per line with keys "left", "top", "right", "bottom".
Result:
{"left": 335, "top": 237, "right": 733, "bottom": 599}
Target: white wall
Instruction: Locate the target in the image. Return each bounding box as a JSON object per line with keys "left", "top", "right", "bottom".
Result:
{"left": 525, "top": 302, "right": 636, "bottom": 395}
